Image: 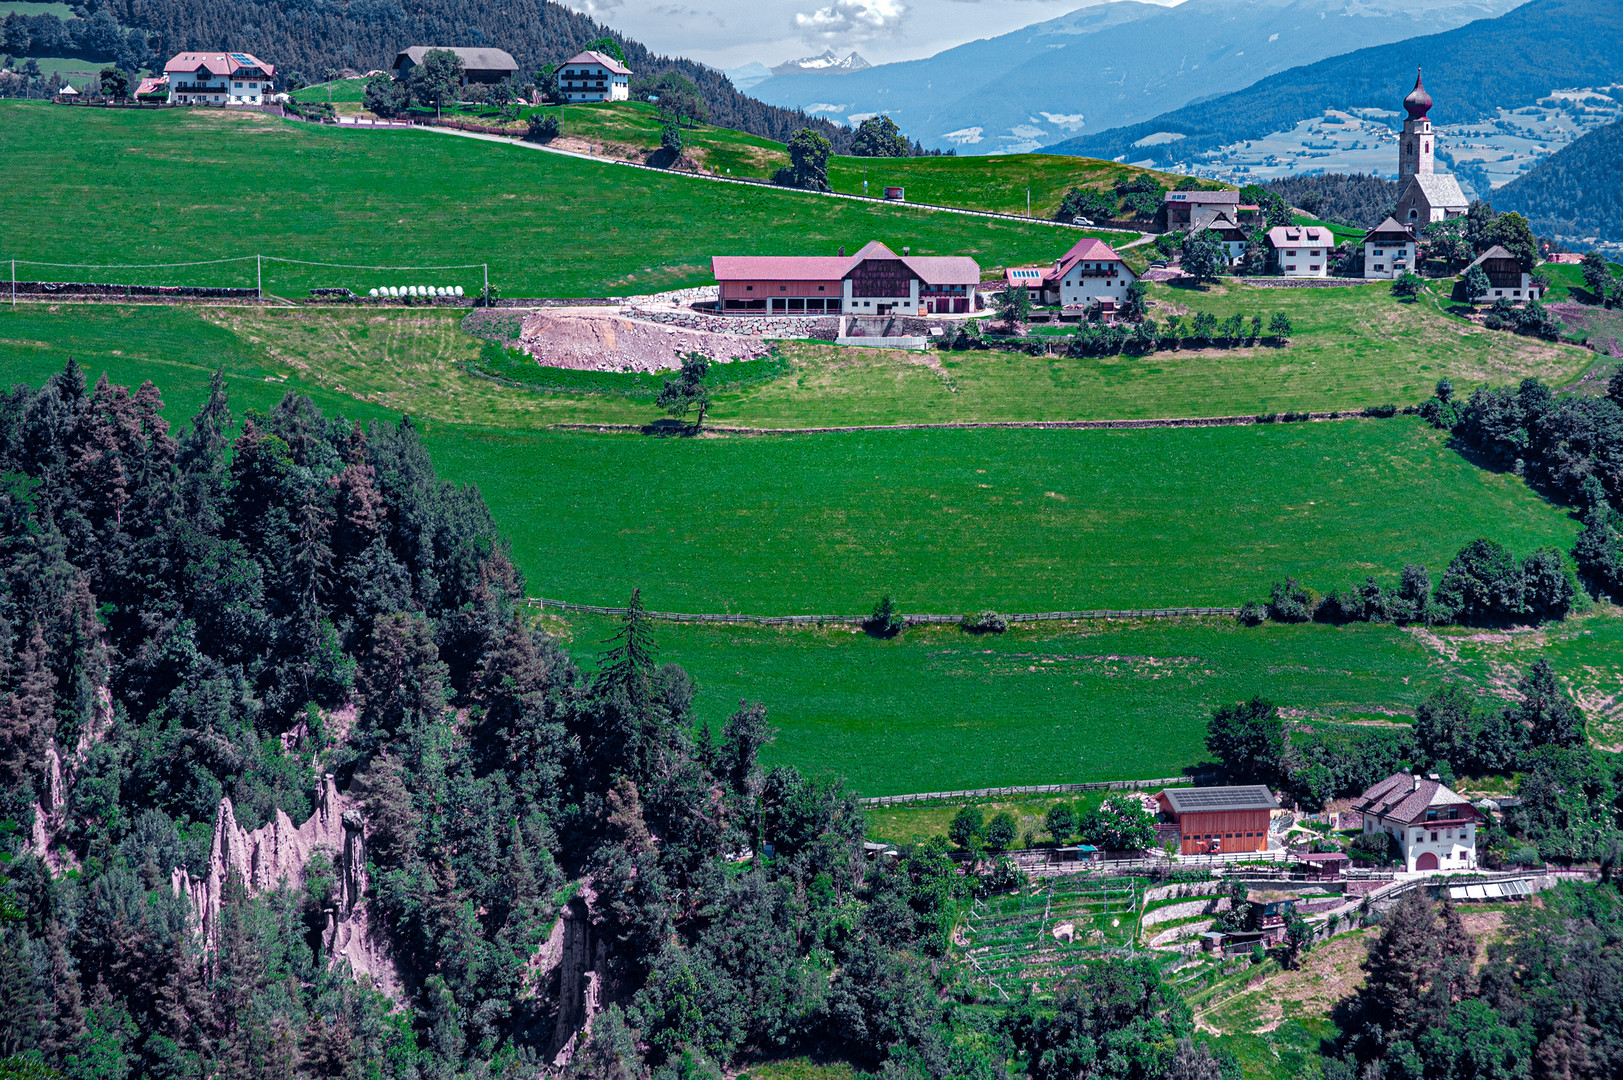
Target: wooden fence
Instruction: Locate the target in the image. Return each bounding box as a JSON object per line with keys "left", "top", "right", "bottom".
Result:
{"left": 859, "top": 777, "right": 1192, "bottom": 807}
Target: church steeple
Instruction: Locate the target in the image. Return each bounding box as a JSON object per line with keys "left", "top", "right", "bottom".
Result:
{"left": 1398, "top": 67, "right": 1434, "bottom": 182}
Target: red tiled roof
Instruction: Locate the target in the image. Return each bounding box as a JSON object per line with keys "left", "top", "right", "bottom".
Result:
{"left": 164, "top": 52, "right": 274, "bottom": 78}
{"left": 1265, "top": 225, "right": 1333, "bottom": 248}
{"left": 135, "top": 76, "right": 169, "bottom": 96}
{"left": 711, "top": 240, "right": 979, "bottom": 287}
{"left": 565, "top": 50, "right": 632, "bottom": 76}
{"left": 1049, "top": 237, "right": 1129, "bottom": 282}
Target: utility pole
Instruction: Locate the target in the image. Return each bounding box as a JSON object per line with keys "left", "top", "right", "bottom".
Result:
{"left": 257, "top": 254, "right": 262, "bottom": 300}
{"left": 10, "top": 260, "right": 14, "bottom": 309}
{"left": 483, "top": 263, "right": 489, "bottom": 305}
{"left": 1027, "top": 187, "right": 1031, "bottom": 217}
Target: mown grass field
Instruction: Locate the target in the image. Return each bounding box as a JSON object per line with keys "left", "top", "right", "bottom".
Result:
{"left": 424, "top": 418, "right": 1580, "bottom": 614}
{"left": 0, "top": 101, "right": 1090, "bottom": 297}
{"left": 548, "top": 610, "right": 1620, "bottom": 796}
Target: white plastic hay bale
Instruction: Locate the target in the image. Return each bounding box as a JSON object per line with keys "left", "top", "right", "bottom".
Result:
{"left": 454, "top": 286, "right": 464, "bottom": 297}
{"left": 369, "top": 288, "right": 379, "bottom": 297}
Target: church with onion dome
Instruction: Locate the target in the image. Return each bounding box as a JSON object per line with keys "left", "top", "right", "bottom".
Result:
{"left": 1393, "top": 69, "right": 1469, "bottom": 225}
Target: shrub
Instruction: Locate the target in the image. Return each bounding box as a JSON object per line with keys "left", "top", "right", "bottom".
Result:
{"left": 1266, "top": 578, "right": 1316, "bottom": 623}
{"left": 1392, "top": 273, "right": 1424, "bottom": 298}
{"left": 962, "top": 610, "right": 1008, "bottom": 634}
{"left": 526, "top": 112, "right": 560, "bottom": 142}
{"left": 1363, "top": 404, "right": 1397, "bottom": 418}
{"left": 1348, "top": 831, "right": 1399, "bottom": 865}
{"left": 1238, "top": 601, "right": 1266, "bottom": 626}
{"left": 1268, "top": 312, "right": 1292, "bottom": 343}
{"left": 1044, "top": 803, "right": 1076, "bottom": 844}
{"left": 980, "top": 856, "right": 1024, "bottom": 893}
{"left": 867, "top": 594, "right": 904, "bottom": 636}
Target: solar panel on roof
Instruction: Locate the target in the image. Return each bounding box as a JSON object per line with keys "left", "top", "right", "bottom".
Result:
{"left": 231, "top": 53, "right": 253, "bottom": 64}
{"left": 1165, "top": 787, "right": 1276, "bottom": 811}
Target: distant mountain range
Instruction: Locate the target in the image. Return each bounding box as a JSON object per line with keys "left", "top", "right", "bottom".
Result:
{"left": 745, "top": 0, "right": 1522, "bottom": 154}
{"left": 771, "top": 49, "right": 871, "bottom": 77}
{"left": 1045, "top": 0, "right": 1623, "bottom": 166}
{"left": 1494, "top": 119, "right": 1623, "bottom": 245}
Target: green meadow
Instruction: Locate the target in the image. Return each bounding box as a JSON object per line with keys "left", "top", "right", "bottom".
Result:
{"left": 0, "top": 101, "right": 1096, "bottom": 298}
{"left": 548, "top": 611, "right": 1619, "bottom": 796}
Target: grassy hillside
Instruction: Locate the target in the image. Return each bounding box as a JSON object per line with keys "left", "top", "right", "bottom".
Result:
{"left": 550, "top": 610, "right": 1622, "bottom": 795}
{"left": 290, "top": 78, "right": 370, "bottom": 104}
{"left": 1495, "top": 118, "right": 1623, "bottom": 243}
{"left": 0, "top": 102, "right": 1094, "bottom": 297}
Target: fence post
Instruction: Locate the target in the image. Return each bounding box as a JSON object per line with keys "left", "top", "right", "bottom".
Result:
{"left": 483, "top": 264, "right": 489, "bottom": 304}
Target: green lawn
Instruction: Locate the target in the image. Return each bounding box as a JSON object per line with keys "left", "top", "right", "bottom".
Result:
{"left": 423, "top": 418, "right": 1579, "bottom": 614}
{"left": 291, "top": 78, "right": 370, "bottom": 104}
{"left": 0, "top": 101, "right": 1086, "bottom": 297}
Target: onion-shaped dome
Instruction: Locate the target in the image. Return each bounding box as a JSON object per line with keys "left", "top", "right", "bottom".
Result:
{"left": 1404, "top": 69, "right": 1432, "bottom": 120}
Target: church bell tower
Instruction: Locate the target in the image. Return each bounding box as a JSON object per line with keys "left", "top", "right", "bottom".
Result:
{"left": 1399, "top": 68, "right": 1434, "bottom": 182}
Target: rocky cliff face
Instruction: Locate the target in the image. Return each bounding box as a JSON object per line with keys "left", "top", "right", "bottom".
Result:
{"left": 169, "top": 774, "right": 404, "bottom": 999}
{"left": 28, "top": 686, "right": 113, "bottom": 874}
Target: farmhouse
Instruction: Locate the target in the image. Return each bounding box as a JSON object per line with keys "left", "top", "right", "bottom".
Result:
{"left": 163, "top": 52, "right": 274, "bottom": 105}
{"left": 711, "top": 241, "right": 979, "bottom": 315}
{"left": 1362, "top": 217, "right": 1416, "bottom": 280}
{"left": 559, "top": 51, "right": 633, "bottom": 102}
{"left": 392, "top": 47, "right": 519, "bottom": 86}
{"left": 1193, "top": 212, "right": 1248, "bottom": 266}
{"left": 1352, "top": 772, "right": 1480, "bottom": 872}
{"left": 1004, "top": 237, "right": 1137, "bottom": 311}
{"left": 1160, "top": 190, "right": 1259, "bottom": 232}
{"left": 1265, "top": 224, "right": 1335, "bottom": 278}
{"left": 1463, "top": 245, "right": 1544, "bottom": 303}
{"left": 1393, "top": 69, "right": 1469, "bottom": 225}
{"left": 1156, "top": 785, "right": 1278, "bottom": 855}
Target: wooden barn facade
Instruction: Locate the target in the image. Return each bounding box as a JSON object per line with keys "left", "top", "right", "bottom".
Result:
{"left": 1156, "top": 786, "right": 1278, "bottom": 855}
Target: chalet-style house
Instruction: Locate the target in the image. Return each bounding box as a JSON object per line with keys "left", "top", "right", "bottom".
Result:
{"left": 1352, "top": 772, "right": 1480, "bottom": 872}
{"left": 1362, "top": 217, "right": 1415, "bottom": 279}
{"left": 1161, "top": 190, "right": 1260, "bottom": 233}
{"left": 392, "top": 47, "right": 519, "bottom": 85}
{"left": 1463, "top": 245, "right": 1544, "bottom": 303}
{"left": 1265, "top": 224, "right": 1335, "bottom": 278}
{"left": 163, "top": 52, "right": 274, "bottom": 105}
{"left": 1004, "top": 237, "right": 1137, "bottom": 311}
{"left": 1156, "top": 785, "right": 1278, "bottom": 855}
{"left": 711, "top": 241, "right": 980, "bottom": 316}
{"left": 1194, "top": 212, "right": 1248, "bottom": 266}
{"left": 559, "top": 51, "right": 632, "bottom": 102}
{"left": 1393, "top": 70, "right": 1468, "bottom": 224}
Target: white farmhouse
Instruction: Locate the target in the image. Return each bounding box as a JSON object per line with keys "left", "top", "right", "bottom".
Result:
{"left": 560, "top": 50, "right": 632, "bottom": 102}
{"left": 1006, "top": 237, "right": 1137, "bottom": 312}
{"left": 1265, "top": 224, "right": 1334, "bottom": 278}
{"left": 1352, "top": 772, "right": 1480, "bottom": 873}
{"left": 163, "top": 52, "right": 275, "bottom": 106}
{"left": 1362, "top": 217, "right": 1416, "bottom": 280}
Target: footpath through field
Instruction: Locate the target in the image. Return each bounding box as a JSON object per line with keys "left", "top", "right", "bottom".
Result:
{"left": 522, "top": 596, "right": 1238, "bottom": 624}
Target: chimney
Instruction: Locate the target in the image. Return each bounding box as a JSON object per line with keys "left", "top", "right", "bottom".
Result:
{"left": 1411, "top": 774, "right": 1419, "bottom": 792}
{"left": 903, "top": 246, "right": 910, "bottom": 255}
{"left": 838, "top": 245, "right": 845, "bottom": 257}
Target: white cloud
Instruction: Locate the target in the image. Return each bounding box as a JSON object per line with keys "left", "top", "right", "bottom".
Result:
{"left": 794, "top": 0, "right": 907, "bottom": 41}
{"left": 1039, "top": 111, "right": 1085, "bottom": 127}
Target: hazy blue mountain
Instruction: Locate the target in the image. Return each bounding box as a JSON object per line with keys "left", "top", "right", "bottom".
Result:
{"left": 1045, "top": 0, "right": 1623, "bottom": 166}
{"left": 1494, "top": 117, "right": 1623, "bottom": 244}
{"left": 746, "top": 0, "right": 1521, "bottom": 154}
{"left": 723, "top": 61, "right": 773, "bottom": 91}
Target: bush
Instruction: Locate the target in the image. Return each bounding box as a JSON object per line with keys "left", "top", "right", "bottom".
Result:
{"left": 949, "top": 805, "right": 984, "bottom": 850}
{"left": 867, "top": 594, "right": 904, "bottom": 636}
{"left": 1044, "top": 803, "right": 1076, "bottom": 844}
{"left": 1266, "top": 578, "right": 1317, "bottom": 623}
{"left": 1238, "top": 601, "right": 1266, "bottom": 626}
{"left": 979, "top": 856, "right": 1024, "bottom": 893}
{"left": 962, "top": 610, "right": 1008, "bottom": 634}
{"left": 1348, "top": 831, "right": 1400, "bottom": 865}
{"left": 1392, "top": 273, "right": 1424, "bottom": 298}
{"left": 982, "top": 812, "right": 1018, "bottom": 851}
{"left": 526, "top": 112, "right": 560, "bottom": 142}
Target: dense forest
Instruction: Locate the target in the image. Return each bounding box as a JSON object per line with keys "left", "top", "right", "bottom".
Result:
{"left": 1262, "top": 173, "right": 1402, "bottom": 229}
{"left": 1495, "top": 118, "right": 1623, "bottom": 243}
{"left": 0, "top": 0, "right": 855, "bottom": 149}
{"left": 1045, "top": 0, "right": 1623, "bottom": 166}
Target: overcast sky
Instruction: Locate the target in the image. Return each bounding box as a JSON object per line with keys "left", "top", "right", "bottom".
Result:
{"left": 558, "top": 0, "right": 1184, "bottom": 72}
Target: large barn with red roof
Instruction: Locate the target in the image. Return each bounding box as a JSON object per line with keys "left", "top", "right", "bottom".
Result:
{"left": 710, "top": 241, "right": 980, "bottom": 315}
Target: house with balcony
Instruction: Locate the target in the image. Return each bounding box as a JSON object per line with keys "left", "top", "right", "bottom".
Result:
{"left": 1352, "top": 772, "right": 1480, "bottom": 872}
{"left": 711, "top": 241, "right": 979, "bottom": 316}
{"left": 559, "top": 51, "right": 632, "bottom": 102}
{"left": 1193, "top": 212, "right": 1248, "bottom": 266}
{"left": 1005, "top": 237, "right": 1137, "bottom": 312}
{"left": 163, "top": 52, "right": 275, "bottom": 106}
{"left": 1160, "top": 190, "right": 1260, "bottom": 233}
{"left": 1265, "top": 224, "right": 1335, "bottom": 278}
{"left": 1362, "top": 217, "right": 1415, "bottom": 280}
